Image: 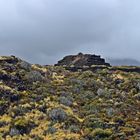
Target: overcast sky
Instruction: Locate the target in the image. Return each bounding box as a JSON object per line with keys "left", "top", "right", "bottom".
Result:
{"left": 0, "top": 0, "right": 140, "bottom": 64}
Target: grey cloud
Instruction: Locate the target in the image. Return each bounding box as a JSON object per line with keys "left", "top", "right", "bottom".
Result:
{"left": 0, "top": 0, "right": 140, "bottom": 64}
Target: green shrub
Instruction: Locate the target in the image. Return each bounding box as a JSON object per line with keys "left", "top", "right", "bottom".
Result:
{"left": 90, "top": 128, "right": 112, "bottom": 138}
{"left": 11, "top": 117, "right": 34, "bottom": 135}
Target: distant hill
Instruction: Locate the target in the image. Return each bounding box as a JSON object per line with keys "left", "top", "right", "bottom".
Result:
{"left": 107, "top": 58, "right": 140, "bottom": 66}
{"left": 55, "top": 53, "right": 110, "bottom": 67}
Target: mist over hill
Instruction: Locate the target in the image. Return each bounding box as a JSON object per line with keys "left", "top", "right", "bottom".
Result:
{"left": 107, "top": 58, "right": 140, "bottom": 66}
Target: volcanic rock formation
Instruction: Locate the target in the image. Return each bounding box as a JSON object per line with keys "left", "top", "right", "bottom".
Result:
{"left": 55, "top": 53, "right": 110, "bottom": 67}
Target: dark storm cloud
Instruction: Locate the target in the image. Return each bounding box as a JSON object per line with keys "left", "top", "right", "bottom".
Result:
{"left": 0, "top": 0, "right": 140, "bottom": 64}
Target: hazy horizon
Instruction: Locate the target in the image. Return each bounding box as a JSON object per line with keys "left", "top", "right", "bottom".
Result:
{"left": 0, "top": 0, "right": 140, "bottom": 64}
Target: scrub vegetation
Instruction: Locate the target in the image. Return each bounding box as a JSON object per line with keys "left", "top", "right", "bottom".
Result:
{"left": 0, "top": 56, "right": 140, "bottom": 140}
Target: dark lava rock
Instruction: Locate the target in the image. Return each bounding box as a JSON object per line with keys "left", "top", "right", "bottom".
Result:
{"left": 55, "top": 53, "right": 110, "bottom": 67}
{"left": 0, "top": 103, "right": 8, "bottom": 115}
{"left": 10, "top": 94, "right": 20, "bottom": 102}
{"left": 17, "top": 82, "right": 27, "bottom": 91}
{"left": 0, "top": 73, "right": 11, "bottom": 81}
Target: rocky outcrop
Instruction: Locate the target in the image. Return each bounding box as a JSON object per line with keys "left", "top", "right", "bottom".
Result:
{"left": 55, "top": 53, "right": 110, "bottom": 67}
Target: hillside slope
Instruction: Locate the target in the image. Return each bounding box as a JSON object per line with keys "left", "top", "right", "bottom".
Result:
{"left": 0, "top": 56, "right": 140, "bottom": 140}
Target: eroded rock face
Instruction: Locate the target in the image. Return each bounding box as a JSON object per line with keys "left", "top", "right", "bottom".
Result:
{"left": 55, "top": 53, "right": 110, "bottom": 67}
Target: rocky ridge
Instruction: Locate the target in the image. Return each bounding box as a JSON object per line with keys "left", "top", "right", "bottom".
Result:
{"left": 55, "top": 53, "right": 140, "bottom": 73}
{"left": 55, "top": 53, "right": 111, "bottom": 67}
